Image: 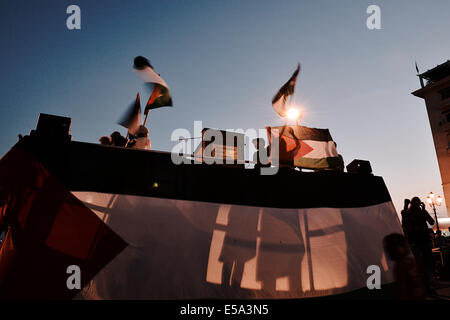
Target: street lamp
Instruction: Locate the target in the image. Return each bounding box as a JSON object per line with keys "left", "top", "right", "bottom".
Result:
{"left": 426, "top": 192, "right": 442, "bottom": 232}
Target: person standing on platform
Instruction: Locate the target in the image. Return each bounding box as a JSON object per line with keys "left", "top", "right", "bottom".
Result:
{"left": 110, "top": 131, "right": 128, "bottom": 147}
{"left": 127, "top": 125, "right": 151, "bottom": 150}
{"left": 99, "top": 136, "right": 111, "bottom": 146}
{"left": 252, "top": 138, "right": 270, "bottom": 169}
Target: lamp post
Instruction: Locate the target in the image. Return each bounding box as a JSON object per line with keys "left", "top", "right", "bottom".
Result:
{"left": 426, "top": 192, "right": 442, "bottom": 233}
{"left": 426, "top": 192, "right": 445, "bottom": 267}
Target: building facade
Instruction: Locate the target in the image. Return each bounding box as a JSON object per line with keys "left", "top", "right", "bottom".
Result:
{"left": 413, "top": 61, "right": 450, "bottom": 214}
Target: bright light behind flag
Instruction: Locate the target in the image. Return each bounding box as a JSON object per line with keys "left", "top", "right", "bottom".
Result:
{"left": 286, "top": 108, "right": 301, "bottom": 121}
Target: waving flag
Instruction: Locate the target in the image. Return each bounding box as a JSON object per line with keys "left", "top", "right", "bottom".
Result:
{"left": 272, "top": 64, "right": 300, "bottom": 117}
{"left": 133, "top": 56, "right": 173, "bottom": 115}
{"left": 266, "top": 125, "right": 344, "bottom": 170}
{"left": 118, "top": 92, "right": 142, "bottom": 136}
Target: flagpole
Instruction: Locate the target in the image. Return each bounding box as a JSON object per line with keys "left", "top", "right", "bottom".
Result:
{"left": 143, "top": 111, "right": 149, "bottom": 127}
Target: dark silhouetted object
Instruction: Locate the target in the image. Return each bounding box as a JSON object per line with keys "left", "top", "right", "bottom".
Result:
{"left": 110, "top": 131, "right": 127, "bottom": 147}
{"left": 383, "top": 233, "right": 425, "bottom": 300}
{"left": 402, "top": 196, "right": 435, "bottom": 294}
{"left": 134, "top": 56, "right": 153, "bottom": 70}
{"left": 252, "top": 138, "right": 270, "bottom": 170}
{"left": 400, "top": 198, "right": 410, "bottom": 234}
{"left": 33, "top": 113, "right": 71, "bottom": 141}
{"left": 346, "top": 159, "right": 372, "bottom": 174}
{"left": 99, "top": 136, "right": 111, "bottom": 146}
{"left": 127, "top": 125, "right": 151, "bottom": 150}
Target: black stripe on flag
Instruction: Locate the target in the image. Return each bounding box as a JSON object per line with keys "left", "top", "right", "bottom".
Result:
{"left": 270, "top": 125, "right": 333, "bottom": 142}
{"left": 14, "top": 138, "right": 393, "bottom": 210}
{"left": 272, "top": 64, "right": 301, "bottom": 105}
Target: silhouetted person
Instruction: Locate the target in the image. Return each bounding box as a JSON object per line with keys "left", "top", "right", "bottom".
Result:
{"left": 110, "top": 131, "right": 128, "bottom": 147}
{"left": 332, "top": 142, "right": 345, "bottom": 172}
{"left": 219, "top": 206, "right": 259, "bottom": 289}
{"left": 134, "top": 125, "right": 152, "bottom": 150}
{"left": 127, "top": 125, "right": 151, "bottom": 150}
{"left": 99, "top": 136, "right": 111, "bottom": 146}
{"left": 400, "top": 198, "right": 410, "bottom": 234}
{"left": 401, "top": 196, "right": 435, "bottom": 293}
{"left": 383, "top": 233, "right": 425, "bottom": 300}
{"left": 252, "top": 138, "right": 270, "bottom": 169}
{"left": 256, "top": 209, "right": 304, "bottom": 295}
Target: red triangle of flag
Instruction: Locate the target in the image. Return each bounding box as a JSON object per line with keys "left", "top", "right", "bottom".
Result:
{"left": 0, "top": 148, "right": 128, "bottom": 299}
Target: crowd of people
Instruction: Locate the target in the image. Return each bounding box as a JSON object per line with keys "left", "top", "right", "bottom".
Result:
{"left": 99, "top": 125, "right": 151, "bottom": 150}
{"left": 384, "top": 196, "right": 450, "bottom": 299}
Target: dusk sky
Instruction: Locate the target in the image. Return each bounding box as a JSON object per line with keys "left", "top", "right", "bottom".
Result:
{"left": 1, "top": 0, "right": 450, "bottom": 217}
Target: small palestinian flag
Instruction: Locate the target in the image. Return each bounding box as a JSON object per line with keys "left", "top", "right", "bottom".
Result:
{"left": 133, "top": 56, "right": 173, "bottom": 115}
{"left": 266, "top": 125, "right": 344, "bottom": 170}
{"left": 272, "top": 64, "right": 300, "bottom": 117}
{"left": 118, "top": 92, "right": 142, "bottom": 136}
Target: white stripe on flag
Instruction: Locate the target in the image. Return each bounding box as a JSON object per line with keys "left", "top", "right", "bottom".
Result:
{"left": 134, "top": 66, "right": 168, "bottom": 88}
{"left": 301, "top": 140, "right": 338, "bottom": 159}
{"left": 73, "top": 191, "right": 401, "bottom": 300}
{"left": 272, "top": 97, "right": 285, "bottom": 116}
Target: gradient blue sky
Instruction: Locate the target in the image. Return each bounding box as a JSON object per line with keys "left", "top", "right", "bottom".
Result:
{"left": 1, "top": 0, "right": 449, "bottom": 217}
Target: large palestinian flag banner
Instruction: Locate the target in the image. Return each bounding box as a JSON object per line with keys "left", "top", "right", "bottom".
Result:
{"left": 0, "top": 135, "right": 402, "bottom": 299}
{"left": 267, "top": 125, "right": 344, "bottom": 170}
